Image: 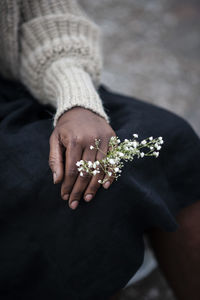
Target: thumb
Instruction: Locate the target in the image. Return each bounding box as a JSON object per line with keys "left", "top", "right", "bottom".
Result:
{"left": 49, "top": 133, "right": 64, "bottom": 184}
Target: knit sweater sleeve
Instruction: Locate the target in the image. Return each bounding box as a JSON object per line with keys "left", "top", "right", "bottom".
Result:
{"left": 20, "top": 0, "right": 110, "bottom": 126}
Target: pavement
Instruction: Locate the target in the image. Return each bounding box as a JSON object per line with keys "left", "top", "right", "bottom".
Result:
{"left": 81, "top": 1, "right": 200, "bottom": 299}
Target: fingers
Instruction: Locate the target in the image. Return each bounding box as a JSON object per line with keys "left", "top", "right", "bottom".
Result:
{"left": 68, "top": 147, "right": 97, "bottom": 209}
{"left": 102, "top": 143, "right": 115, "bottom": 189}
{"left": 49, "top": 133, "right": 64, "bottom": 183}
{"left": 102, "top": 165, "right": 115, "bottom": 189}
{"left": 61, "top": 140, "right": 83, "bottom": 204}
{"left": 83, "top": 138, "right": 110, "bottom": 202}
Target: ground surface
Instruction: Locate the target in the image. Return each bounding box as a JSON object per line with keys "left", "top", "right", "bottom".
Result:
{"left": 81, "top": 1, "right": 200, "bottom": 299}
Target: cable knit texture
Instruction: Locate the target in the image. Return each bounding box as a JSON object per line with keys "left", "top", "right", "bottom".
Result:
{"left": 0, "top": 0, "right": 110, "bottom": 126}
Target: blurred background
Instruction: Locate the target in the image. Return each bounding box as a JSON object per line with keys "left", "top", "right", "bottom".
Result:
{"left": 81, "top": 0, "right": 200, "bottom": 299}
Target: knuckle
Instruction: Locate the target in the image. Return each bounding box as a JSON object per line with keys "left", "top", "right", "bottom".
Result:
{"left": 79, "top": 172, "right": 91, "bottom": 180}
{"left": 48, "top": 157, "right": 56, "bottom": 169}
{"left": 67, "top": 168, "right": 78, "bottom": 176}
{"left": 87, "top": 135, "right": 100, "bottom": 146}
{"left": 88, "top": 184, "right": 99, "bottom": 193}
{"left": 90, "top": 135, "right": 99, "bottom": 141}
{"left": 59, "top": 134, "right": 68, "bottom": 146}
{"left": 69, "top": 135, "right": 82, "bottom": 147}
{"left": 70, "top": 191, "right": 82, "bottom": 200}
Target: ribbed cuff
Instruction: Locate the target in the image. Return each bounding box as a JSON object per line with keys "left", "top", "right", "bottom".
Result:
{"left": 43, "top": 58, "right": 110, "bottom": 127}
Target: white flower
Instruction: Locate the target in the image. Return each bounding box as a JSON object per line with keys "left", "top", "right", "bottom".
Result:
{"left": 78, "top": 133, "right": 163, "bottom": 184}
{"left": 76, "top": 160, "right": 84, "bottom": 166}
{"left": 155, "top": 143, "right": 162, "bottom": 150}
{"left": 109, "top": 159, "right": 116, "bottom": 165}
{"left": 118, "top": 152, "right": 124, "bottom": 157}
{"left": 153, "top": 151, "right": 159, "bottom": 157}
{"left": 140, "top": 152, "right": 145, "bottom": 158}
{"left": 133, "top": 141, "right": 138, "bottom": 148}
{"left": 88, "top": 161, "right": 93, "bottom": 168}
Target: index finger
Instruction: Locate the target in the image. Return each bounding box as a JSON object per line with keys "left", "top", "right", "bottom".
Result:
{"left": 61, "top": 142, "right": 83, "bottom": 201}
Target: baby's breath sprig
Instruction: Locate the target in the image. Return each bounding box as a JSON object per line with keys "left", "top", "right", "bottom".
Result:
{"left": 76, "top": 134, "right": 164, "bottom": 185}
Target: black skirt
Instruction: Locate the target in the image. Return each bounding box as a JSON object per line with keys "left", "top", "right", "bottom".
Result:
{"left": 0, "top": 76, "right": 200, "bottom": 300}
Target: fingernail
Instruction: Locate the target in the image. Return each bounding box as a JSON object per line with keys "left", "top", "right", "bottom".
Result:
{"left": 84, "top": 194, "right": 93, "bottom": 202}
{"left": 53, "top": 172, "right": 57, "bottom": 184}
{"left": 62, "top": 194, "right": 69, "bottom": 201}
{"left": 70, "top": 201, "right": 79, "bottom": 210}
{"left": 103, "top": 181, "right": 111, "bottom": 189}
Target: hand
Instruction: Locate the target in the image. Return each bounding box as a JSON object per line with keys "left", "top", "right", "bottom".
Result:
{"left": 49, "top": 106, "right": 116, "bottom": 209}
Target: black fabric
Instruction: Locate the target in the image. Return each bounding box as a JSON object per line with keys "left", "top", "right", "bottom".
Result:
{"left": 0, "top": 76, "right": 200, "bottom": 300}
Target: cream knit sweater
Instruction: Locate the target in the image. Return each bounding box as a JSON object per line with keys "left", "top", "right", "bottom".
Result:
{"left": 0, "top": 0, "right": 110, "bottom": 126}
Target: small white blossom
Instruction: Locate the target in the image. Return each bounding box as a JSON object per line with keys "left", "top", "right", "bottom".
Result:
{"left": 118, "top": 152, "right": 124, "bottom": 157}
{"left": 140, "top": 152, "right": 145, "bottom": 158}
{"left": 133, "top": 141, "right": 138, "bottom": 148}
{"left": 88, "top": 161, "right": 93, "bottom": 168}
{"left": 76, "top": 133, "right": 164, "bottom": 185}
{"left": 153, "top": 151, "right": 159, "bottom": 157}
{"left": 109, "top": 159, "right": 116, "bottom": 165}
{"left": 158, "top": 137, "right": 163, "bottom": 140}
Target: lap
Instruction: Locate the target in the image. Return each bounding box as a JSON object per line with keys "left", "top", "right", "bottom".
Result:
{"left": 0, "top": 78, "right": 200, "bottom": 299}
